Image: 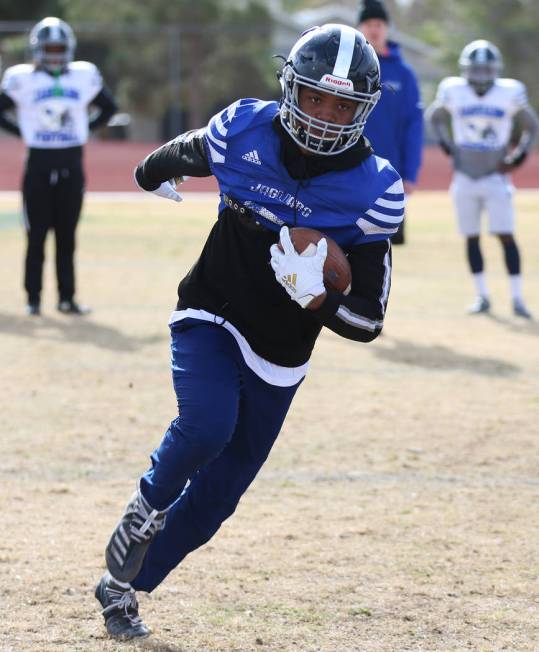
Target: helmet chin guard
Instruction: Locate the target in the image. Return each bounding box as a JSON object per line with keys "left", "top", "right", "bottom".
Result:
{"left": 279, "top": 24, "right": 381, "bottom": 156}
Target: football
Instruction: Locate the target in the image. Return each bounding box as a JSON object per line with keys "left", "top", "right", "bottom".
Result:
{"left": 287, "top": 227, "right": 352, "bottom": 308}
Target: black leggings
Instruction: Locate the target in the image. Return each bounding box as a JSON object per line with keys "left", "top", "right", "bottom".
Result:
{"left": 23, "top": 163, "right": 84, "bottom": 303}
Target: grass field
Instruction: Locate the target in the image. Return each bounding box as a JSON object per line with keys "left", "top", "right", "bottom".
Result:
{"left": 0, "top": 191, "right": 538, "bottom": 652}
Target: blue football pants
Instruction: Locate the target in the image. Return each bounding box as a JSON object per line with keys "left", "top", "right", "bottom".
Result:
{"left": 132, "top": 319, "right": 301, "bottom": 592}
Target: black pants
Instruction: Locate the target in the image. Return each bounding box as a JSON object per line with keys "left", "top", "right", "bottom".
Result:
{"left": 23, "top": 159, "right": 84, "bottom": 304}
{"left": 391, "top": 214, "right": 405, "bottom": 245}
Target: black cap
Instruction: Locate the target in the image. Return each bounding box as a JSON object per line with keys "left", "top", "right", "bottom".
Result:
{"left": 358, "top": 0, "right": 390, "bottom": 24}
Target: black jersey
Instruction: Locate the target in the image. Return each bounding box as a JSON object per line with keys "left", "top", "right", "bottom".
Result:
{"left": 135, "top": 113, "right": 396, "bottom": 367}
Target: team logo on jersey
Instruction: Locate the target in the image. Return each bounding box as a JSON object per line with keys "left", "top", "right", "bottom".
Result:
{"left": 249, "top": 183, "right": 313, "bottom": 218}
{"left": 459, "top": 105, "right": 505, "bottom": 118}
{"left": 38, "top": 104, "right": 74, "bottom": 131}
{"left": 242, "top": 150, "right": 262, "bottom": 165}
{"left": 320, "top": 74, "right": 354, "bottom": 92}
{"left": 34, "top": 87, "right": 80, "bottom": 102}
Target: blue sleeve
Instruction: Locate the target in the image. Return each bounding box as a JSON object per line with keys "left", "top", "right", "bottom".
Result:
{"left": 354, "top": 163, "right": 405, "bottom": 244}
{"left": 204, "top": 98, "right": 263, "bottom": 170}
{"left": 401, "top": 67, "right": 423, "bottom": 183}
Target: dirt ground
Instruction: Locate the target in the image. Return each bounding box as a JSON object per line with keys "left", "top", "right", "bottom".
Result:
{"left": 0, "top": 191, "right": 538, "bottom": 652}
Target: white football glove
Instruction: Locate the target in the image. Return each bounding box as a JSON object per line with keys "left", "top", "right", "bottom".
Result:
{"left": 133, "top": 167, "right": 183, "bottom": 202}
{"left": 151, "top": 179, "right": 183, "bottom": 202}
{"left": 270, "top": 226, "right": 327, "bottom": 309}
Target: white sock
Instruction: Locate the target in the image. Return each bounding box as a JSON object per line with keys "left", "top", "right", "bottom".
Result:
{"left": 509, "top": 274, "right": 523, "bottom": 301}
{"left": 473, "top": 272, "right": 488, "bottom": 298}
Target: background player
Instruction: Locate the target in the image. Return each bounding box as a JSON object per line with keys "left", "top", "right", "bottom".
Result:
{"left": 427, "top": 40, "right": 539, "bottom": 317}
{"left": 0, "top": 17, "right": 117, "bottom": 315}
{"left": 357, "top": 0, "right": 423, "bottom": 245}
{"left": 94, "top": 24, "right": 404, "bottom": 640}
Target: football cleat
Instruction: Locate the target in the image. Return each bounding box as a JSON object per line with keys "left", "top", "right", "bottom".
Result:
{"left": 513, "top": 299, "right": 532, "bottom": 319}
{"left": 26, "top": 302, "right": 41, "bottom": 316}
{"left": 95, "top": 572, "right": 150, "bottom": 640}
{"left": 106, "top": 488, "right": 169, "bottom": 583}
{"left": 467, "top": 296, "right": 490, "bottom": 314}
{"left": 57, "top": 299, "right": 91, "bottom": 315}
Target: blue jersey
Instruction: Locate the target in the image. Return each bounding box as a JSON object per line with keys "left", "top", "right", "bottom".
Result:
{"left": 204, "top": 98, "right": 404, "bottom": 246}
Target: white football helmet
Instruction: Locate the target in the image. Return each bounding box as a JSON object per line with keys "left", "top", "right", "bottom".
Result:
{"left": 29, "top": 17, "right": 76, "bottom": 73}
{"left": 459, "top": 40, "right": 502, "bottom": 95}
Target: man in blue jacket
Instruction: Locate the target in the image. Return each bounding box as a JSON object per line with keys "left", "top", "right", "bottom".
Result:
{"left": 358, "top": 0, "right": 423, "bottom": 244}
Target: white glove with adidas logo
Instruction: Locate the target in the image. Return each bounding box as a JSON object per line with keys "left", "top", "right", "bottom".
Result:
{"left": 270, "top": 226, "right": 327, "bottom": 309}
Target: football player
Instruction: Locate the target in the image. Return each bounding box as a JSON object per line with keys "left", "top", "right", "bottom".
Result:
{"left": 427, "top": 40, "right": 539, "bottom": 318}
{"left": 0, "top": 17, "right": 117, "bottom": 315}
{"left": 94, "top": 24, "right": 404, "bottom": 640}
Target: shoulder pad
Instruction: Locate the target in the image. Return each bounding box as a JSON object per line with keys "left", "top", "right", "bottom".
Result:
{"left": 69, "top": 61, "right": 99, "bottom": 74}
{"left": 440, "top": 76, "right": 466, "bottom": 91}
{"left": 496, "top": 78, "right": 526, "bottom": 92}
{"left": 3, "top": 63, "right": 34, "bottom": 76}
{"left": 496, "top": 78, "right": 528, "bottom": 104}
{"left": 206, "top": 98, "right": 277, "bottom": 164}
{"left": 1, "top": 63, "right": 34, "bottom": 94}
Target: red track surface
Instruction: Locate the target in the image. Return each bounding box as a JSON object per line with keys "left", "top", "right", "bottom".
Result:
{"left": 0, "top": 139, "right": 537, "bottom": 191}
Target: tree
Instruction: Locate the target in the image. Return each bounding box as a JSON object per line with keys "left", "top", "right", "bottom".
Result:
{"left": 401, "top": 0, "right": 539, "bottom": 108}
{"left": 55, "top": 0, "right": 276, "bottom": 133}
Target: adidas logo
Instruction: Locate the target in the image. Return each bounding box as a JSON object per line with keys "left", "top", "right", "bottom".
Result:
{"left": 242, "top": 149, "right": 262, "bottom": 165}
{"left": 281, "top": 273, "right": 297, "bottom": 292}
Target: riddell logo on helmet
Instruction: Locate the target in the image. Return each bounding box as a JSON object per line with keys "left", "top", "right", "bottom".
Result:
{"left": 320, "top": 74, "right": 354, "bottom": 91}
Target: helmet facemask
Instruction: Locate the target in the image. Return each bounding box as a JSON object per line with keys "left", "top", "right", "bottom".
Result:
{"left": 461, "top": 63, "right": 499, "bottom": 95}
{"left": 280, "top": 64, "right": 380, "bottom": 156}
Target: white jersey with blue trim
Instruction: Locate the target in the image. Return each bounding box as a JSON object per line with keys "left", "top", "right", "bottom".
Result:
{"left": 436, "top": 76, "right": 528, "bottom": 151}
{"left": 1, "top": 61, "right": 103, "bottom": 148}
{"left": 204, "top": 98, "right": 404, "bottom": 245}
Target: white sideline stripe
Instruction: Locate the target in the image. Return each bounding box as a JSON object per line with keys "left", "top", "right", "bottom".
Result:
{"left": 1, "top": 191, "right": 220, "bottom": 202}
{"left": 333, "top": 26, "right": 356, "bottom": 78}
